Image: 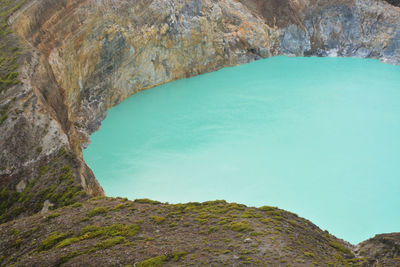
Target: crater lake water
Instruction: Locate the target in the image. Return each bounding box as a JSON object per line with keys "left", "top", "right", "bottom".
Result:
{"left": 84, "top": 56, "right": 400, "bottom": 244}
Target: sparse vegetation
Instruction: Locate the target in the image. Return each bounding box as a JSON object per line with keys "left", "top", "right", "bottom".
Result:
{"left": 226, "top": 221, "right": 253, "bottom": 232}
{"left": 56, "top": 237, "right": 81, "bottom": 249}
{"left": 45, "top": 212, "right": 60, "bottom": 221}
{"left": 72, "top": 202, "right": 82, "bottom": 208}
{"left": 88, "top": 207, "right": 108, "bottom": 217}
{"left": 134, "top": 199, "right": 161, "bottom": 205}
{"left": 304, "top": 251, "right": 315, "bottom": 258}
{"left": 329, "top": 241, "right": 353, "bottom": 256}
{"left": 136, "top": 256, "right": 166, "bottom": 267}
{"left": 0, "top": 105, "right": 7, "bottom": 125}
{"left": 38, "top": 232, "right": 70, "bottom": 251}
{"left": 150, "top": 216, "right": 166, "bottom": 224}
{"left": 135, "top": 251, "right": 187, "bottom": 267}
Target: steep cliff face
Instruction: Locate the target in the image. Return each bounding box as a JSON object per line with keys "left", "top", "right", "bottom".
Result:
{"left": 11, "top": 0, "right": 279, "bottom": 147}
{"left": 0, "top": 0, "right": 399, "bottom": 234}
{"left": 243, "top": 0, "right": 400, "bottom": 61}
{"left": 10, "top": 0, "right": 400, "bottom": 149}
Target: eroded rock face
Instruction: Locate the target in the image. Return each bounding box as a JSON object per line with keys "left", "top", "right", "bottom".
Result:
{"left": 12, "top": 0, "right": 400, "bottom": 145}
{"left": 12, "top": 0, "right": 280, "bottom": 146}
{"left": 0, "top": 0, "right": 399, "bottom": 222}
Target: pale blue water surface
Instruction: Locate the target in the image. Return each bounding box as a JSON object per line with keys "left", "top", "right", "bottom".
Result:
{"left": 84, "top": 56, "right": 400, "bottom": 244}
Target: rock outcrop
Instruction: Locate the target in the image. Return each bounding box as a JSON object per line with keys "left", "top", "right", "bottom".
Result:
{"left": 0, "top": 0, "right": 399, "bottom": 263}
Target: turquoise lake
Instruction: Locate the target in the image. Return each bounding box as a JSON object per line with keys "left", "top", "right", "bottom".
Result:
{"left": 84, "top": 56, "right": 400, "bottom": 244}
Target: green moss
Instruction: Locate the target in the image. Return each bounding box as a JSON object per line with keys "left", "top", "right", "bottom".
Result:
{"left": 304, "top": 251, "right": 315, "bottom": 258}
{"left": 57, "top": 148, "right": 66, "bottom": 157}
{"left": 56, "top": 237, "right": 81, "bottom": 249}
{"left": 0, "top": 109, "right": 7, "bottom": 125}
{"left": 259, "top": 206, "right": 276, "bottom": 211}
{"left": 264, "top": 209, "right": 282, "bottom": 217}
{"left": 88, "top": 207, "right": 108, "bottom": 217}
{"left": 132, "top": 250, "right": 187, "bottom": 267}
{"left": 169, "top": 250, "right": 187, "bottom": 261}
{"left": 213, "top": 249, "right": 228, "bottom": 255}
{"left": 56, "top": 186, "right": 82, "bottom": 207}
{"left": 150, "top": 216, "right": 166, "bottom": 224}
{"left": 38, "top": 165, "right": 50, "bottom": 177}
{"left": 79, "top": 217, "right": 89, "bottom": 222}
{"left": 112, "top": 203, "right": 126, "bottom": 211}
{"left": 81, "top": 223, "right": 139, "bottom": 239}
{"left": 226, "top": 221, "right": 253, "bottom": 232}
{"left": 0, "top": 187, "right": 22, "bottom": 217}
{"left": 36, "top": 146, "right": 42, "bottom": 153}
{"left": 71, "top": 202, "right": 82, "bottom": 208}
{"left": 134, "top": 199, "right": 161, "bottom": 205}
{"left": 144, "top": 237, "right": 155, "bottom": 242}
{"left": 195, "top": 218, "right": 209, "bottom": 224}
{"left": 329, "top": 241, "right": 353, "bottom": 256}
{"left": 59, "top": 251, "right": 84, "bottom": 265}
{"left": 89, "top": 196, "right": 107, "bottom": 201}
{"left": 11, "top": 228, "right": 20, "bottom": 235}
{"left": 241, "top": 210, "right": 262, "bottom": 218}
{"left": 136, "top": 256, "right": 166, "bottom": 267}
{"left": 272, "top": 215, "right": 283, "bottom": 221}
{"left": 49, "top": 224, "right": 140, "bottom": 252}
{"left": 60, "top": 165, "right": 73, "bottom": 182}
{"left": 287, "top": 220, "right": 299, "bottom": 227}
{"left": 45, "top": 212, "right": 60, "bottom": 221}
{"left": 14, "top": 238, "right": 22, "bottom": 247}
{"left": 38, "top": 232, "right": 70, "bottom": 251}
{"left": 218, "top": 217, "right": 233, "bottom": 225}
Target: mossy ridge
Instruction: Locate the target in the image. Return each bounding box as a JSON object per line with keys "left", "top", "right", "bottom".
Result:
{"left": 55, "top": 223, "right": 140, "bottom": 263}
{"left": 39, "top": 222, "right": 140, "bottom": 254}
{"left": 38, "top": 232, "right": 71, "bottom": 252}
{"left": 88, "top": 206, "right": 108, "bottom": 217}
{"left": 1, "top": 198, "right": 370, "bottom": 266}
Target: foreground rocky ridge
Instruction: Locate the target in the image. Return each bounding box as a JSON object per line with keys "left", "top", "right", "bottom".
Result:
{"left": 0, "top": 198, "right": 399, "bottom": 266}
{"left": 0, "top": 0, "right": 399, "bottom": 264}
